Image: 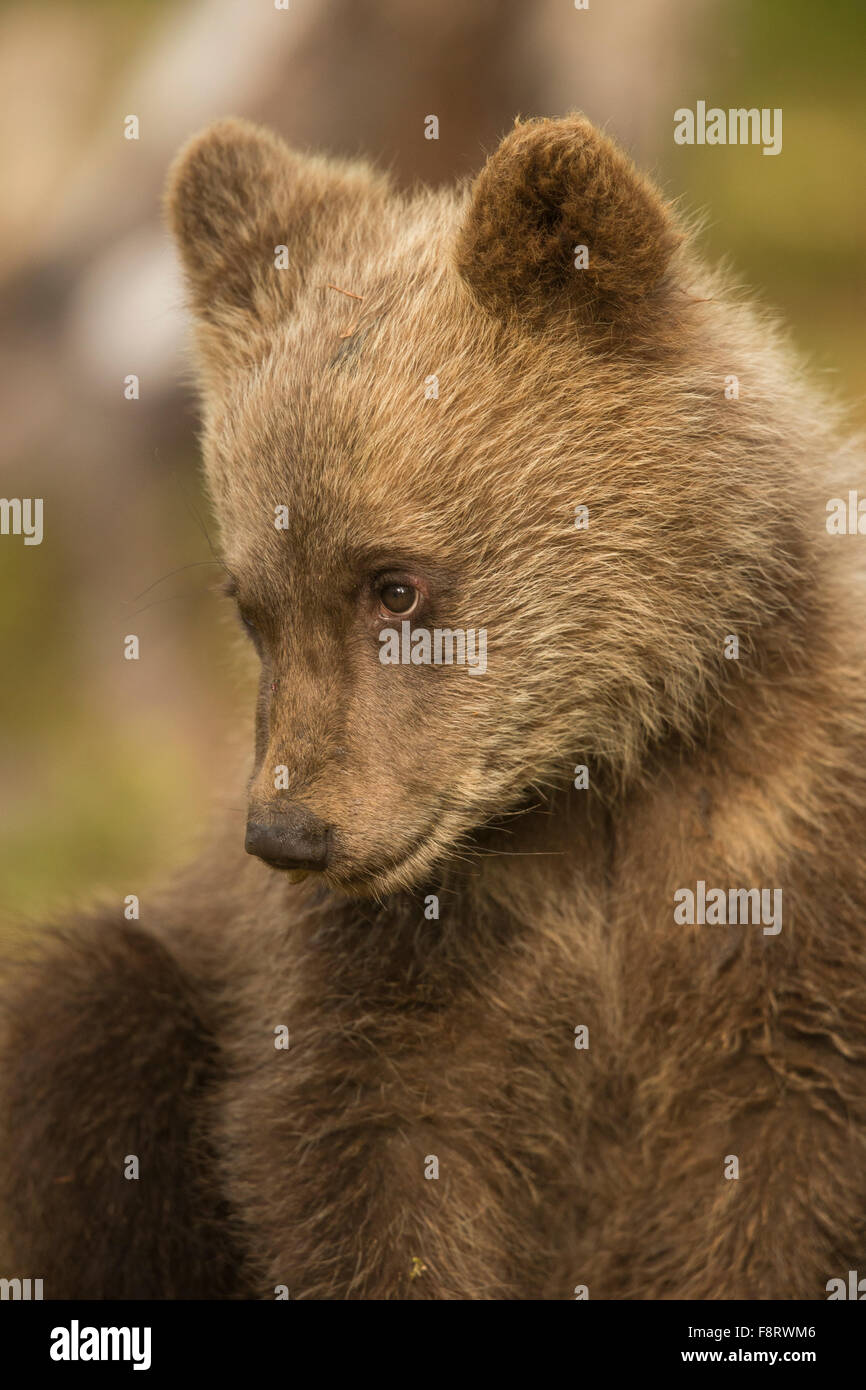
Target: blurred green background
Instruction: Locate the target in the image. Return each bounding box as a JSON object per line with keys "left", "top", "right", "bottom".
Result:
{"left": 1, "top": 0, "right": 863, "bottom": 928}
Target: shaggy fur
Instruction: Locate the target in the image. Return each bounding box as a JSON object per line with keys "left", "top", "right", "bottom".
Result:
{"left": 2, "top": 114, "right": 866, "bottom": 1299}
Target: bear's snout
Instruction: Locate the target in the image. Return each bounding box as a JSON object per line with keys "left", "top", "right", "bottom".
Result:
{"left": 245, "top": 805, "right": 331, "bottom": 874}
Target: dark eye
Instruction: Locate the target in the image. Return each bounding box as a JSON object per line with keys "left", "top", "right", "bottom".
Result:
{"left": 379, "top": 582, "right": 420, "bottom": 617}
{"left": 237, "top": 607, "right": 261, "bottom": 646}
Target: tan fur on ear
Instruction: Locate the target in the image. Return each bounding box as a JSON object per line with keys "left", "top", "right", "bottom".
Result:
{"left": 454, "top": 114, "right": 681, "bottom": 335}
{"left": 165, "top": 118, "right": 389, "bottom": 382}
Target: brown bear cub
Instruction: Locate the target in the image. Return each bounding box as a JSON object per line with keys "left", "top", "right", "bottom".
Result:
{"left": 2, "top": 114, "right": 866, "bottom": 1300}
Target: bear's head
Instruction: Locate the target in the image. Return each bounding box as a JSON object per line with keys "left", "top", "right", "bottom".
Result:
{"left": 166, "top": 115, "right": 810, "bottom": 897}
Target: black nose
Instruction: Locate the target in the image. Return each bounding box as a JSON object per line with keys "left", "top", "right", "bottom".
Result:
{"left": 245, "top": 806, "right": 331, "bottom": 871}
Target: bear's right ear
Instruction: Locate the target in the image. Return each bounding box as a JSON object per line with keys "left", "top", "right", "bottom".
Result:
{"left": 166, "top": 118, "right": 386, "bottom": 383}
{"left": 454, "top": 115, "right": 681, "bottom": 338}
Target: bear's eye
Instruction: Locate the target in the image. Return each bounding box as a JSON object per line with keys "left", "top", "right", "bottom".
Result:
{"left": 236, "top": 606, "right": 262, "bottom": 648}
{"left": 221, "top": 575, "right": 259, "bottom": 642}
{"left": 379, "top": 582, "right": 420, "bottom": 617}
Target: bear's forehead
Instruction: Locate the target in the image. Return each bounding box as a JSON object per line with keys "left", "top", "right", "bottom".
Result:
{"left": 210, "top": 393, "right": 467, "bottom": 592}
{"left": 207, "top": 340, "right": 471, "bottom": 592}
{"left": 204, "top": 207, "right": 619, "bottom": 594}
{"left": 209, "top": 269, "right": 500, "bottom": 527}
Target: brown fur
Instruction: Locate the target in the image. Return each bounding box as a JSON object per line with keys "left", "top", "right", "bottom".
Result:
{"left": 2, "top": 114, "right": 866, "bottom": 1299}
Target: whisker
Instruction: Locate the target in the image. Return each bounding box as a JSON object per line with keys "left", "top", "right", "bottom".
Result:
{"left": 128, "top": 560, "right": 225, "bottom": 603}
{"left": 129, "top": 592, "right": 206, "bottom": 618}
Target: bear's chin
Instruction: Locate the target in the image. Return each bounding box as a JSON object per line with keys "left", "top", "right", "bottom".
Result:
{"left": 323, "top": 832, "right": 450, "bottom": 900}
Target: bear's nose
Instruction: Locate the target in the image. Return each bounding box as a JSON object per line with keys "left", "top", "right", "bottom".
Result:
{"left": 245, "top": 806, "right": 331, "bottom": 872}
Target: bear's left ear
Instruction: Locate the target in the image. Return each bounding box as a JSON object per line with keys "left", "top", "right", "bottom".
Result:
{"left": 454, "top": 115, "right": 681, "bottom": 337}
{"left": 166, "top": 118, "right": 388, "bottom": 383}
